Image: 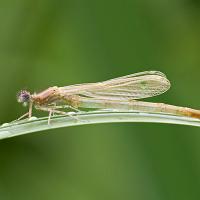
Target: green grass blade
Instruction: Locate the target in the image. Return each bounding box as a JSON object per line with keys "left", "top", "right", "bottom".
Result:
{"left": 0, "top": 110, "right": 200, "bottom": 140}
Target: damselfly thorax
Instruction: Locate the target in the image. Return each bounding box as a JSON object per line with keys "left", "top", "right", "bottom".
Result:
{"left": 16, "top": 71, "right": 200, "bottom": 124}
{"left": 31, "top": 86, "right": 80, "bottom": 108}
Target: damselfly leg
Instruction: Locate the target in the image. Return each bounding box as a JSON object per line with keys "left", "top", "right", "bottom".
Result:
{"left": 35, "top": 106, "right": 80, "bottom": 125}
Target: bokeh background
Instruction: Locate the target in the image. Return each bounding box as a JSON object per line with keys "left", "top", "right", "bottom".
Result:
{"left": 0, "top": 0, "right": 200, "bottom": 199}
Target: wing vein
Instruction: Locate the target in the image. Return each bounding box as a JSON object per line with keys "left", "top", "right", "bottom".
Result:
{"left": 59, "top": 71, "right": 171, "bottom": 100}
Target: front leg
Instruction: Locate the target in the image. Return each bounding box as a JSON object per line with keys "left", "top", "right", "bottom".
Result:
{"left": 13, "top": 102, "right": 33, "bottom": 123}
{"left": 28, "top": 101, "right": 33, "bottom": 118}
{"left": 16, "top": 112, "right": 29, "bottom": 121}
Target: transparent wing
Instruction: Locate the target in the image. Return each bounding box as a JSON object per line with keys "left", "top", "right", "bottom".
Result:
{"left": 59, "top": 71, "right": 171, "bottom": 100}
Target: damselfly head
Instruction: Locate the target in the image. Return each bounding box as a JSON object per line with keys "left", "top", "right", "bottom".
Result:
{"left": 17, "top": 90, "right": 31, "bottom": 106}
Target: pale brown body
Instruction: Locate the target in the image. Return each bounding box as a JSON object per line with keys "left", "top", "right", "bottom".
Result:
{"left": 29, "top": 86, "right": 200, "bottom": 121}
{"left": 17, "top": 71, "right": 200, "bottom": 124}
{"left": 31, "top": 86, "right": 80, "bottom": 108}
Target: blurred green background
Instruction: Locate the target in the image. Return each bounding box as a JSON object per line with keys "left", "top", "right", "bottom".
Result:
{"left": 0, "top": 0, "right": 200, "bottom": 199}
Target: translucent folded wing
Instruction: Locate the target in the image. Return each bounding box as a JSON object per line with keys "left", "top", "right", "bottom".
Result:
{"left": 60, "top": 71, "right": 171, "bottom": 100}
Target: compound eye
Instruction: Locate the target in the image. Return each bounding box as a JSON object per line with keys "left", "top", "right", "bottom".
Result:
{"left": 17, "top": 90, "right": 30, "bottom": 103}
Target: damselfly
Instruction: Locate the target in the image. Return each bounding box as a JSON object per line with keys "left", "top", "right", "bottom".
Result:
{"left": 17, "top": 71, "right": 200, "bottom": 124}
